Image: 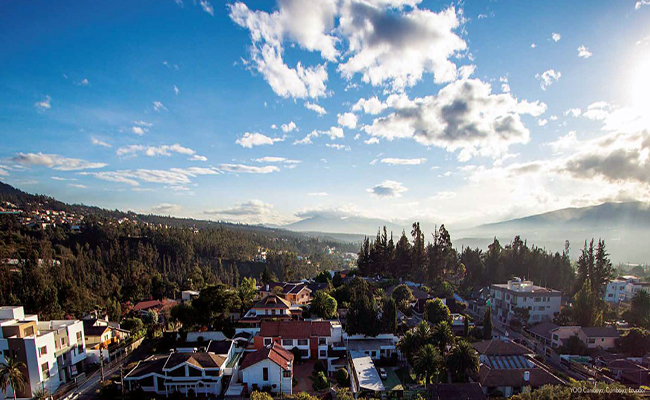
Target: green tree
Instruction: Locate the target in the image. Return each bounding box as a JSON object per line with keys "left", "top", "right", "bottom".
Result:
{"left": 559, "top": 335, "right": 588, "bottom": 356}
{"left": 191, "top": 284, "right": 242, "bottom": 331}
{"left": 238, "top": 277, "right": 258, "bottom": 313}
{"left": 397, "top": 330, "right": 419, "bottom": 365}
{"left": 0, "top": 357, "right": 27, "bottom": 400}
{"left": 392, "top": 284, "right": 414, "bottom": 305}
{"left": 629, "top": 290, "right": 650, "bottom": 328}
{"left": 432, "top": 321, "right": 454, "bottom": 353}
{"left": 346, "top": 278, "right": 380, "bottom": 336}
{"left": 413, "top": 344, "right": 442, "bottom": 384}
{"left": 250, "top": 391, "right": 273, "bottom": 400}
{"left": 446, "top": 340, "right": 479, "bottom": 382}
{"left": 260, "top": 266, "right": 278, "bottom": 284}
{"left": 424, "top": 299, "right": 451, "bottom": 325}
{"left": 483, "top": 308, "right": 492, "bottom": 340}
{"left": 513, "top": 307, "right": 530, "bottom": 325}
{"left": 121, "top": 317, "right": 144, "bottom": 334}
{"left": 312, "top": 371, "right": 329, "bottom": 391}
{"left": 617, "top": 328, "right": 650, "bottom": 357}
{"left": 382, "top": 297, "right": 397, "bottom": 334}
{"left": 310, "top": 290, "right": 338, "bottom": 319}
{"left": 335, "top": 388, "right": 354, "bottom": 400}
{"left": 573, "top": 280, "right": 603, "bottom": 327}
{"left": 336, "top": 368, "right": 349, "bottom": 386}
{"left": 314, "top": 271, "right": 332, "bottom": 284}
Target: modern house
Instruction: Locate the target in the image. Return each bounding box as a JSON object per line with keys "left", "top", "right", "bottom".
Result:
{"left": 0, "top": 306, "right": 87, "bottom": 399}
{"left": 473, "top": 339, "right": 564, "bottom": 397}
{"left": 259, "top": 282, "right": 312, "bottom": 305}
{"left": 240, "top": 343, "right": 294, "bottom": 395}
{"left": 239, "top": 295, "right": 302, "bottom": 327}
{"left": 490, "top": 278, "right": 561, "bottom": 324}
{"left": 526, "top": 323, "right": 619, "bottom": 356}
{"left": 254, "top": 320, "right": 346, "bottom": 372}
{"left": 82, "top": 317, "right": 130, "bottom": 350}
{"left": 124, "top": 339, "right": 238, "bottom": 397}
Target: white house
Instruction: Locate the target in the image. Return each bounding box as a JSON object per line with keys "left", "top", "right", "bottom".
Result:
{"left": 490, "top": 278, "right": 561, "bottom": 324}
{"left": 240, "top": 343, "right": 293, "bottom": 395}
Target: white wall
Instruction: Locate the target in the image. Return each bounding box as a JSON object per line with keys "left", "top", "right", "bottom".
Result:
{"left": 242, "top": 359, "right": 292, "bottom": 395}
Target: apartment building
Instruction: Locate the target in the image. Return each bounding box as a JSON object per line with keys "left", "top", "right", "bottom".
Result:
{"left": 490, "top": 278, "right": 561, "bottom": 324}
{"left": 0, "top": 306, "right": 86, "bottom": 399}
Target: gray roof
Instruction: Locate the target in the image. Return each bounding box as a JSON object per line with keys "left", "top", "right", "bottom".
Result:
{"left": 581, "top": 327, "right": 620, "bottom": 338}
{"left": 350, "top": 351, "right": 385, "bottom": 392}
{"left": 527, "top": 322, "right": 559, "bottom": 339}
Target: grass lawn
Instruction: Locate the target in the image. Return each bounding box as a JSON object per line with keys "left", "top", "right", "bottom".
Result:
{"left": 382, "top": 367, "right": 404, "bottom": 391}
{"left": 394, "top": 366, "right": 417, "bottom": 385}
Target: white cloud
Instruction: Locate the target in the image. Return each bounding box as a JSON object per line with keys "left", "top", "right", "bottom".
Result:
{"left": 308, "top": 192, "right": 329, "bottom": 196}
{"left": 51, "top": 176, "right": 77, "bottom": 181}
{"left": 551, "top": 32, "right": 561, "bottom": 42}
{"left": 535, "top": 69, "right": 561, "bottom": 90}
{"left": 131, "top": 126, "right": 146, "bottom": 135}
{"left": 200, "top": 0, "right": 214, "bottom": 16}
{"left": 547, "top": 131, "right": 578, "bottom": 154}
{"left": 537, "top": 119, "right": 548, "bottom": 126}
{"left": 294, "top": 126, "right": 344, "bottom": 144}
{"left": 151, "top": 203, "right": 182, "bottom": 214}
{"left": 76, "top": 78, "right": 90, "bottom": 87}
{"left": 337, "top": 2, "right": 466, "bottom": 90}
{"left": 190, "top": 155, "right": 208, "bottom": 161}
{"left": 430, "top": 191, "right": 456, "bottom": 200}
{"left": 281, "top": 121, "right": 298, "bottom": 133}
{"left": 68, "top": 183, "right": 87, "bottom": 189}
{"left": 380, "top": 157, "right": 426, "bottom": 166}
{"left": 204, "top": 200, "right": 287, "bottom": 224}
{"left": 253, "top": 156, "right": 301, "bottom": 164}
{"left": 83, "top": 167, "right": 219, "bottom": 187}
{"left": 34, "top": 95, "right": 51, "bottom": 111}
{"left": 236, "top": 132, "right": 285, "bottom": 148}
{"left": 133, "top": 120, "right": 153, "bottom": 127}
{"left": 218, "top": 164, "right": 280, "bottom": 174}
{"left": 582, "top": 101, "right": 611, "bottom": 121}
{"left": 12, "top": 152, "right": 107, "bottom": 171}
{"left": 530, "top": 43, "right": 536, "bottom": 48}
{"left": 304, "top": 101, "right": 327, "bottom": 115}
{"left": 337, "top": 112, "right": 358, "bottom": 129}
{"left": 367, "top": 180, "right": 408, "bottom": 198}
{"left": 550, "top": 115, "right": 558, "bottom": 121}
{"left": 91, "top": 138, "right": 112, "bottom": 148}
{"left": 116, "top": 144, "right": 199, "bottom": 159}
{"left": 565, "top": 108, "right": 582, "bottom": 117}
{"left": 153, "top": 101, "right": 167, "bottom": 112}
{"left": 362, "top": 78, "right": 547, "bottom": 161}
{"left": 636, "top": 0, "right": 650, "bottom": 9}
{"left": 365, "top": 137, "right": 380, "bottom": 145}
{"left": 577, "top": 45, "right": 593, "bottom": 59}
{"left": 352, "top": 96, "right": 387, "bottom": 115}
{"left": 326, "top": 143, "right": 351, "bottom": 151}
{"left": 174, "top": 85, "right": 180, "bottom": 95}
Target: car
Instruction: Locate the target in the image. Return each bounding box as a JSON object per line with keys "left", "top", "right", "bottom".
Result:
{"left": 379, "top": 368, "right": 387, "bottom": 380}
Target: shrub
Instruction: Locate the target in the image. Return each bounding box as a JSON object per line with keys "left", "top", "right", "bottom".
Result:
{"left": 313, "top": 359, "right": 326, "bottom": 374}
{"left": 251, "top": 391, "right": 273, "bottom": 400}
{"left": 312, "top": 371, "right": 330, "bottom": 391}
{"left": 336, "top": 368, "right": 349, "bottom": 386}
{"left": 291, "top": 347, "right": 302, "bottom": 363}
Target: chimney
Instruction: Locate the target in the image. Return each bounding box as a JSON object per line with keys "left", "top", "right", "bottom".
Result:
{"left": 524, "top": 371, "right": 530, "bottom": 382}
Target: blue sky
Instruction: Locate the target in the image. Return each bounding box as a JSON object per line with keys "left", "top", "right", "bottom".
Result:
{"left": 1, "top": 0, "right": 649, "bottom": 228}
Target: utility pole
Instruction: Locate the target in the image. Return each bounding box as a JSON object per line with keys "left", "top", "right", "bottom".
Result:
{"left": 100, "top": 346, "right": 105, "bottom": 382}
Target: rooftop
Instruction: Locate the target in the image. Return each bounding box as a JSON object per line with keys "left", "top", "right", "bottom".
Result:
{"left": 260, "top": 320, "right": 332, "bottom": 339}
{"left": 473, "top": 339, "right": 531, "bottom": 356}
{"left": 240, "top": 342, "right": 294, "bottom": 371}
{"left": 350, "top": 351, "right": 385, "bottom": 392}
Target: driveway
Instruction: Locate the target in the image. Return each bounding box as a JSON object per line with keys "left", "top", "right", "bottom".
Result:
{"left": 293, "top": 360, "right": 316, "bottom": 393}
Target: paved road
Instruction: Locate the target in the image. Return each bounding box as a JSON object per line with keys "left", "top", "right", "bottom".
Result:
{"left": 73, "top": 358, "right": 125, "bottom": 400}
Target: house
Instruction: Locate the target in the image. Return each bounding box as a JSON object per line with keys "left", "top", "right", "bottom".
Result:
{"left": 240, "top": 343, "right": 293, "bottom": 395}
{"left": 132, "top": 300, "right": 164, "bottom": 312}
{"left": 254, "top": 320, "right": 345, "bottom": 372}
{"left": 345, "top": 333, "right": 398, "bottom": 361}
{"left": 578, "top": 327, "right": 619, "bottom": 350}
{"left": 490, "top": 278, "right": 561, "bottom": 324}
{"left": 239, "top": 295, "right": 300, "bottom": 327}
{"left": 349, "top": 351, "right": 384, "bottom": 396}
{"left": 625, "top": 282, "right": 650, "bottom": 302}
{"left": 82, "top": 318, "right": 130, "bottom": 351}
{"left": 604, "top": 278, "right": 633, "bottom": 303}
{"left": 0, "top": 306, "right": 87, "bottom": 400}
{"left": 527, "top": 324, "right": 619, "bottom": 356}
{"left": 125, "top": 339, "right": 238, "bottom": 397}
{"left": 181, "top": 290, "right": 199, "bottom": 303}
{"left": 606, "top": 359, "right": 650, "bottom": 386}
{"left": 473, "top": 339, "right": 564, "bottom": 397}
{"left": 259, "top": 282, "right": 312, "bottom": 305}
{"left": 431, "top": 383, "right": 486, "bottom": 400}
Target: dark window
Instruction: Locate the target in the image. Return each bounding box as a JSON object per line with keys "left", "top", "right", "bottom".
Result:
{"left": 319, "top": 350, "right": 327, "bottom": 358}
{"left": 264, "top": 338, "right": 272, "bottom": 346}
{"left": 283, "top": 370, "right": 291, "bottom": 378}
{"left": 42, "top": 362, "right": 50, "bottom": 378}
{"left": 263, "top": 367, "right": 269, "bottom": 381}
{"left": 318, "top": 338, "right": 326, "bottom": 346}
{"left": 24, "top": 326, "right": 34, "bottom": 336}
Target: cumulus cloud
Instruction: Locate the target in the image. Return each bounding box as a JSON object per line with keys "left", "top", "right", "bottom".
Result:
{"left": 304, "top": 101, "right": 327, "bottom": 115}
{"left": 551, "top": 32, "right": 561, "bottom": 42}
{"left": 218, "top": 164, "right": 280, "bottom": 174}
{"left": 367, "top": 180, "right": 408, "bottom": 198}
{"left": 131, "top": 126, "right": 146, "bottom": 135}
{"left": 362, "top": 78, "right": 547, "bottom": 161}
{"left": 565, "top": 108, "right": 582, "bottom": 117}
{"left": 577, "top": 45, "right": 593, "bottom": 59}
{"left": 636, "top": 0, "right": 650, "bottom": 9}
{"left": 365, "top": 137, "right": 380, "bottom": 145}
{"left": 538, "top": 119, "right": 548, "bottom": 126}
{"left": 352, "top": 96, "right": 387, "bottom": 115}
{"left": 91, "top": 138, "right": 112, "bottom": 148}
{"left": 536, "top": 69, "right": 561, "bottom": 90}
{"left": 337, "top": 2, "right": 466, "bottom": 90}
{"left": 34, "top": 95, "right": 51, "bottom": 111}
{"left": 294, "top": 126, "right": 344, "bottom": 144}
{"left": 204, "top": 200, "right": 287, "bottom": 224}
{"left": 12, "top": 152, "right": 107, "bottom": 171}
{"left": 547, "top": 131, "right": 579, "bottom": 154}
{"left": 236, "top": 132, "right": 285, "bottom": 148}
{"left": 380, "top": 157, "right": 426, "bottom": 166}
{"left": 151, "top": 203, "right": 182, "bottom": 214}
{"left": 430, "top": 191, "right": 456, "bottom": 200}
{"left": 281, "top": 121, "right": 298, "bottom": 133}
{"left": 190, "top": 155, "right": 208, "bottom": 161}
{"left": 337, "top": 112, "right": 358, "bottom": 129}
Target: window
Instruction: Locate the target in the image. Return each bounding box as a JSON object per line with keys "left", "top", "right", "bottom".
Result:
{"left": 588, "top": 338, "right": 596, "bottom": 344}
{"left": 77, "top": 344, "right": 84, "bottom": 354}
{"left": 283, "top": 370, "right": 292, "bottom": 378}
{"left": 39, "top": 346, "right": 47, "bottom": 357}
{"left": 272, "top": 309, "right": 276, "bottom": 316}
{"left": 534, "top": 297, "right": 541, "bottom": 302}
{"left": 319, "top": 350, "right": 327, "bottom": 358}
{"left": 318, "top": 338, "right": 326, "bottom": 346}
{"left": 282, "top": 339, "right": 293, "bottom": 347}
{"left": 608, "top": 294, "right": 614, "bottom": 298}
{"left": 42, "top": 362, "right": 50, "bottom": 378}
{"left": 76, "top": 331, "right": 82, "bottom": 342}
{"left": 61, "top": 338, "right": 66, "bottom": 347}
{"left": 538, "top": 306, "right": 545, "bottom": 311}
{"left": 264, "top": 338, "right": 272, "bottom": 346}
{"left": 263, "top": 367, "right": 269, "bottom": 381}
{"left": 298, "top": 339, "right": 308, "bottom": 346}
{"left": 24, "top": 326, "right": 34, "bottom": 336}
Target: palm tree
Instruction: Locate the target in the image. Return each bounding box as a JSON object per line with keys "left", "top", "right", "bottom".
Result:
{"left": 0, "top": 357, "right": 27, "bottom": 400}
{"left": 31, "top": 388, "right": 50, "bottom": 400}
{"left": 432, "top": 321, "right": 454, "bottom": 353}
{"left": 413, "top": 320, "right": 432, "bottom": 346}
{"left": 446, "top": 340, "right": 479, "bottom": 383}
{"left": 397, "top": 330, "right": 418, "bottom": 364}
{"left": 413, "top": 344, "right": 442, "bottom": 386}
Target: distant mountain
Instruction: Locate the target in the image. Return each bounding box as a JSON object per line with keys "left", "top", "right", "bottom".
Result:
{"left": 457, "top": 202, "right": 650, "bottom": 264}
{"left": 283, "top": 214, "right": 405, "bottom": 236}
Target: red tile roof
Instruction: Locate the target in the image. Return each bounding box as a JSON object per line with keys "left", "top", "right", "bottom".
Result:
{"left": 260, "top": 320, "right": 332, "bottom": 339}
{"left": 477, "top": 365, "right": 562, "bottom": 388}
{"left": 253, "top": 295, "right": 291, "bottom": 309}
{"left": 240, "top": 343, "right": 294, "bottom": 371}
{"left": 472, "top": 340, "right": 531, "bottom": 356}
{"left": 133, "top": 300, "right": 163, "bottom": 311}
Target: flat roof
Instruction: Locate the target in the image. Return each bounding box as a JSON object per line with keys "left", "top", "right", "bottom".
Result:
{"left": 347, "top": 339, "right": 395, "bottom": 351}
{"left": 350, "top": 351, "right": 385, "bottom": 392}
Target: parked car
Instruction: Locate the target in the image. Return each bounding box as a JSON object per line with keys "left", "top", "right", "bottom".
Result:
{"left": 379, "top": 368, "right": 387, "bottom": 380}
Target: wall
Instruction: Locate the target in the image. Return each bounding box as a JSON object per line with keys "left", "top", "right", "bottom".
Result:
{"left": 242, "top": 359, "right": 292, "bottom": 395}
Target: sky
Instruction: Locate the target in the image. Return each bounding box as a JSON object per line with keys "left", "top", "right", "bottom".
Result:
{"left": 1, "top": 0, "right": 650, "bottom": 229}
